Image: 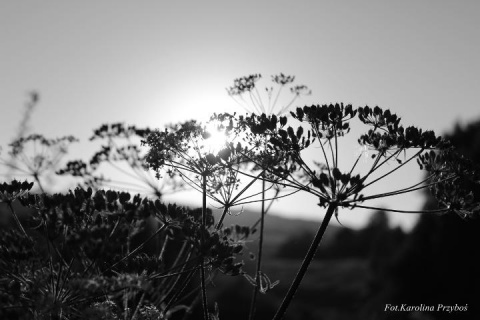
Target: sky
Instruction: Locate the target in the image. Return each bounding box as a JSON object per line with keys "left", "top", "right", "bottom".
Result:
{"left": 1, "top": 0, "right": 479, "bottom": 230}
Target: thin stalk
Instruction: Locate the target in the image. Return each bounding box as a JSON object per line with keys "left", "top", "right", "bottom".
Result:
{"left": 248, "top": 178, "right": 266, "bottom": 320}
{"left": 249, "top": 187, "right": 281, "bottom": 232}
{"left": 124, "top": 288, "right": 129, "bottom": 320}
{"left": 330, "top": 137, "right": 337, "bottom": 197}
{"left": 369, "top": 148, "right": 402, "bottom": 174}
{"left": 254, "top": 87, "right": 266, "bottom": 113}
{"left": 152, "top": 255, "right": 204, "bottom": 280}
{"left": 215, "top": 205, "right": 231, "bottom": 230}
{"left": 230, "top": 159, "right": 305, "bottom": 192}
{"left": 345, "top": 174, "right": 456, "bottom": 204}
{"left": 215, "top": 170, "right": 272, "bottom": 229}
{"left": 235, "top": 188, "right": 302, "bottom": 207}
{"left": 33, "top": 173, "right": 45, "bottom": 193}
{"left": 317, "top": 135, "right": 333, "bottom": 182}
{"left": 200, "top": 173, "right": 209, "bottom": 320}
{"left": 334, "top": 129, "right": 339, "bottom": 168}
{"left": 364, "top": 149, "right": 388, "bottom": 178}
{"left": 248, "top": 92, "right": 262, "bottom": 114}
{"left": 271, "top": 86, "right": 284, "bottom": 113}
{"left": 163, "top": 267, "right": 198, "bottom": 312}
{"left": 170, "top": 241, "right": 189, "bottom": 270}
{"left": 296, "top": 154, "right": 316, "bottom": 178}
{"left": 352, "top": 204, "right": 451, "bottom": 214}
{"left": 200, "top": 262, "right": 209, "bottom": 320}
{"left": 277, "top": 95, "right": 298, "bottom": 115}
{"left": 107, "top": 160, "right": 141, "bottom": 180}
{"left": 344, "top": 150, "right": 388, "bottom": 195}
{"left": 338, "top": 152, "right": 363, "bottom": 196}
{"left": 233, "top": 182, "right": 275, "bottom": 204}
{"left": 362, "top": 148, "right": 423, "bottom": 190}
{"left": 230, "top": 171, "right": 265, "bottom": 203}
{"left": 231, "top": 95, "right": 251, "bottom": 113}
{"left": 150, "top": 266, "right": 199, "bottom": 281}
{"left": 7, "top": 202, "right": 28, "bottom": 237}
{"left": 103, "top": 223, "right": 168, "bottom": 273}
{"left": 158, "top": 234, "right": 169, "bottom": 261}
{"left": 272, "top": 203, "right": 337, "bottom": 320}
{"left": 131, "top": 292, "right": 146, "bottom": 320}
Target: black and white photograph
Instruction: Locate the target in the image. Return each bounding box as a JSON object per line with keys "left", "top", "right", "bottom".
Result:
{"left": 1, "top": 1, "right": 479, "bottom": 319}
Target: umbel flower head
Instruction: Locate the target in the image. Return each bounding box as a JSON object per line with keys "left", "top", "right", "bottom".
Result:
{"left": 417, "top": 149, "right": 480, "bottom": 219}
{"left": 226, "top": 73, "right": 311, "bottom": 115}
{"left": 231, "top": 104, "right": 480, "bottom": 219}
{"left": 8, "top": 134, "right": 78, "bottom": 169}
{"left": 143, "top": 120, "right": 224, "bottom": 177}
{"left": 57, "top": 122, "right": 179, "bottom": 198}
{"left": 1, "top": 134, "right": 77, "bottom": 193}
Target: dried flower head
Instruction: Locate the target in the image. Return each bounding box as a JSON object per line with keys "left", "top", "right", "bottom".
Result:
{"left": 227, "top": 73, "right": 311, "bottom": 115}
{"left": 1, "top": 134, "right": 77, "bottom": 192}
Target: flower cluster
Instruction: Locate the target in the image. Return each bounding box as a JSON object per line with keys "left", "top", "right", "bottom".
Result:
{"left": 58, "top": 123, "right": 177, "bottom": 197}
{"left": 292, "top": 103, "right": 356, "bottom": 139}
{"left": 1, "top": 134, "right": 77, "bottom": 192}
{"left": 91, "top": 123, "right": 152, "bottom": 140}
{"left": 0, "top": 183, "right": 248, "bottom": 319}
{"left": 418, "top": 150, "right": 480, "bottom": 218}
{"left": 143, "top": 119, "right": 251, "bottom": 206}
{"left": 358, "top": 106, "right": 446, "bottom": 154}
{"left": 9, "top": 134, "right": 78, "bottom": 156}
{"left": 226, "top": 73, "right": 311, "bottom": 115}
{"left": 271, "top": 73, "right": 295, "bottom": 86}
{"left": 230, "top": 104, "right": 480, "bottom": 220}
{"left": 144, "top": 120, "right": 211, "bottom": 176}
{"left": 310, "top": 168, "right": 364, "bottom": 207}
{"left": 226, "top": 74, "right": 262, "bottom": 96}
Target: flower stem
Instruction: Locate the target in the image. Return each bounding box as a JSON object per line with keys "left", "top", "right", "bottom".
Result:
{"left": 272, "top": 203, "right": 337, "bottom": 320}
{"left": 33, "top": 173, "right": 45, "bottom": 194}
{"left": 201, "top": 173, "right": 209, "bottom": 320}
{"left": 215, "top": 205, "right": 230, "bottom": 230}
{"left": 7, "top": 202, "right": 28, "bottom": 237}
{"left": 200, "top": 263, "right": 209, "bottom": 320}
{"left": 248, "top": 178, "right": 266, "bottom": 320}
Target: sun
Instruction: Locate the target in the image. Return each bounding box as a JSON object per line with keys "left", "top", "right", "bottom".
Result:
{"left": 201, "top": 121, "right": 228, "bottom": 153}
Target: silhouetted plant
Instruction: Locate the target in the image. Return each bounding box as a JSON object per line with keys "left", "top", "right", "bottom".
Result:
{"left": 214, "top": 103, "right": 480, "bottom": 319}
{"left": 2, "top": 81, "right": 480, "bottom": 320}
{"left": 0, "top": 134, "right": 78, "bottom": 193}
{"left": 58, "top": 123, "right": 184, "bottom": 198}
{"left": 227, "top": 73, "right": 311, "bottom": 115}
{"left": 2, "top": 92, "right": 39, "bottom": 176}
{"left": 143, "top": 116, "right": 288, "bottom": 319}
{"left": 0, "top": 182, "right": 247, "bottom": 319}
{"left": 371, "top": 120, "right": 480, "bottom": 320}
{"left": 208, "top": 112, "right": 301, "bottom": 320}
{"left": 226, "top": 73, "right": 312, "bottom": 320}
{"left": 0, "top": 179, "right": 34, "bottom": 237}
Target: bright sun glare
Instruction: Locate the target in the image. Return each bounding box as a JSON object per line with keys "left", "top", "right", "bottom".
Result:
{"left": 202, "top": 122, "right": 228, "bottom": 153}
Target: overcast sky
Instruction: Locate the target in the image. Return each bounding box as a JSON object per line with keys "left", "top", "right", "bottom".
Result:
{"left": 1, "top": 1, "right": 479, "bottom": 229}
